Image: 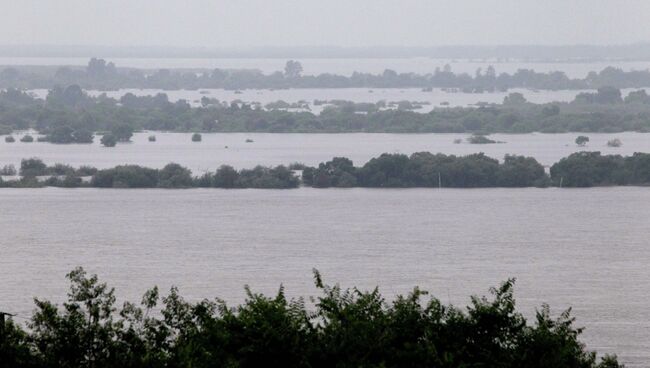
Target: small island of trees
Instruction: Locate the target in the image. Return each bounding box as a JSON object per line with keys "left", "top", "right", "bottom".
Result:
{"left": 2, "top": 85, "right": 650, "bottom": 137}
{"left": 3, "top": 151, "right": 650, "bottom": 189}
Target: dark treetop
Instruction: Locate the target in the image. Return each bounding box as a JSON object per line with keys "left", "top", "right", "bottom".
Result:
{"left": 0, "top": 267, "right": 622, "bottom": 368}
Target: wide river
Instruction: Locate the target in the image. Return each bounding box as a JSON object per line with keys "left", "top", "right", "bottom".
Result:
{"left": 0, "top": 187, "right": 649, "bottom": 367}
{"left": 1, "top": 132, "right": 649, "bottom": 173}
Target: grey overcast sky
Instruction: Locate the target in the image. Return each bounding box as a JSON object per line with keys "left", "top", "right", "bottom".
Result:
{"left": 2, "top": 0, "right": 650, "bottom": 47}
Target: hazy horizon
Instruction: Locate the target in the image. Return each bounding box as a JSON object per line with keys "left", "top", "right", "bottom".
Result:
{"left": 4, "top": 0, "right": 650, "bottom": 48}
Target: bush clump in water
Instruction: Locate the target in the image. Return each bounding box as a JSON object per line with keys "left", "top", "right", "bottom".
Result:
{"left": 607, "top": 138, "right": 622, "bottom": 147}
{"left": 100, "top": 134, "right": 117, "bottom": 147}
{"left": 467, "top": 134, "right": 499, "bottom": 144}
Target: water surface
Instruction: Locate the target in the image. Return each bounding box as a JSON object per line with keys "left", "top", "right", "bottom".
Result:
{"left": 1, "top": 132, "right": 648, "bottom": 173}
{"left": 1, "top": 187, "right": 649, "bottom": 366}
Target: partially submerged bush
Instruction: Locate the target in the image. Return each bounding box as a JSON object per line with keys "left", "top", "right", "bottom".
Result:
{"left": 158, "top": 163, "right": 193, "bottom": 188}
{"left": 0, "top": 164, "right": 17, "bottom": 176}
{"left": 467, "top": 134, "right": 499, "bottom": 144}
{"left": 607, "top": 138, "right": 622, "bottom": 147}
{"left": 100, "top": 133, "right": 117, "bottom": 147}
{"left": 19, "top": 158, "right": 47, "bottom": 177}
{"left": 576, "top": 135, "right": 590, "bottom": 146}
{"left": 91, "top": 165, "right": 158, "bottom": 188}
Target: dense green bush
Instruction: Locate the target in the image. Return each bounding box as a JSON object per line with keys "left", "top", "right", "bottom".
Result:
{"left": 91, "top": 165, "right": 159, "bottom": 188}
{"left": 158, "top": 163, "right": 193, "bottom": 188}
{"left": 43, "top": 126, "right": 93, "bottom": 144}
{"left": 100, "top": 133, "right": 117, "bottom": 147}
{"left": 19, "top": 158, "right": 47, "bottom": 177}
{"left": 576, "top": 136, "right": 590, "bottom": 146}
{"left": 211, "top": 165, "right": 240, "bottom": 188}
{"left": 0, "top": 267, "right": 622, "bottom": 368}
{"left": 306, "top": 153, "right": 548, "bottom": 188}
{"left": 550, "top": 152, "right": 650, "bottom": 187}
{"left": 499, "top": 155, "right": 549, "bottom": 187}
{"left": 236, "top": 165, "right": 300, "bottom": 188}
{"left": 111, "top": 124, "right": 134, "bottom": 142}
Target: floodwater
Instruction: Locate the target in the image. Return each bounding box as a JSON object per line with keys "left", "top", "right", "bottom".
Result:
{"left": 2, "top": 56, "right": 650, "bottom": 368}
{"left": 27, "top": 87, "right": 591, "bottom": 112}
{"left": 0, "top": 187, "right": 649, "bottom": 367}
{"left": 1, "top": 132, "right": 648, "bottom": 173}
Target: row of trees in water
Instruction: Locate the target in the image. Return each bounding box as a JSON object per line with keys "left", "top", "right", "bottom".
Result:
{"left": 3, "top": 152, "right": 650, "bottom": 188}
{"left": 2, "top": 159, "right": 299, "bottom": 189}
{"left": 0, "top": 267, "right": 621, "bottom": 367}
{"left": 1, "top": 57, "right": 650, "bottom": 90}
{"left": 3, "top": 86, "right": 650, "bottom": 137}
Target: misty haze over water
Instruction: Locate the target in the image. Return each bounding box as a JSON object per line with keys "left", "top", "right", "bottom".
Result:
{"left": 3, "top": 1, "right": 650, "bottom": 367}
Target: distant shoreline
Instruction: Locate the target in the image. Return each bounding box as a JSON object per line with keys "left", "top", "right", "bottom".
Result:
{"left": 2, "top": 44, "right": 650, "bottom": 60}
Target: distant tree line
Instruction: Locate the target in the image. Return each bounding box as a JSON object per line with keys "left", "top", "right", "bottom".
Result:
{"left": 0, "top": 267, "right": 622, "bottom": 368}
{"left": 3, "top": 86, "right": 650, "bottom": 137}
{"left": 0, "top": 159, "right": 299, "bottom": 189}
{"left": 3, "top": 152, "right": 650, "bottom": 189}
{"left": 1, "top": 58, "right": 650, "bottom": 90}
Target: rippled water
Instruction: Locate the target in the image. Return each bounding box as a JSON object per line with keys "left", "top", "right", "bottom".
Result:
{"left": 1, "top": 132, "right": 648, "bottom": 173}
{"left": 1, "top": 187, "right": 649, "bottom": 366}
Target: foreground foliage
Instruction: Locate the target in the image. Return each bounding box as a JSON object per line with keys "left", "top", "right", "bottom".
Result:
{"left": 0, "top": 267, "right": 621, "bottom": 368}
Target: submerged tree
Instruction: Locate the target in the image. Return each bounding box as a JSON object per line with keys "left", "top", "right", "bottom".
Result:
{"left": 100, "top": 134, "right": 117, "bottom": 147}
{"left": 575, "top": 136, "right": 590, "bottom": 146}
{"left": 284, "top": 60, "right": 303, "bottom": 79}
